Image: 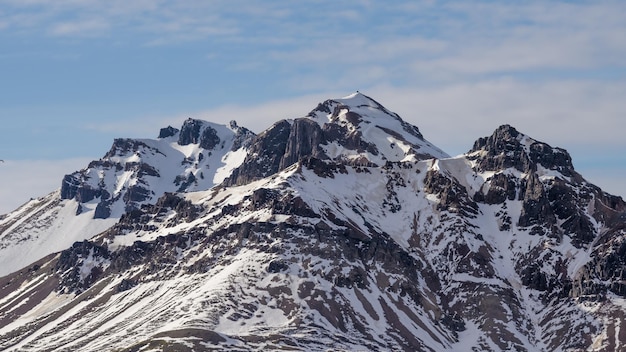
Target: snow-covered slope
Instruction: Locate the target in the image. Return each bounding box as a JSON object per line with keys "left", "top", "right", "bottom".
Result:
{"left": 0, "top": 192, "right": 117, "bottom": 278}
{"left": 0, "top": 119, "right": 254, "bottom": 277}
{"left": 1, "top": 93, "right": 625, "bottom": 351}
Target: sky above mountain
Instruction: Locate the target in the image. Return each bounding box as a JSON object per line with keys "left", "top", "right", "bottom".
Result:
{"left": 0, "top": 0, "right": 625, "bottom": 214}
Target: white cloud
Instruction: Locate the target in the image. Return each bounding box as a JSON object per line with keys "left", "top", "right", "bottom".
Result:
{"left": 50, "top": 18, "right": 110, "bottom": 37}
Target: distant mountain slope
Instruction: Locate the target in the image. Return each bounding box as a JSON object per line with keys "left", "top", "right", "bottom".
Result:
{"left": 1, "top": 93, "right": 625, "bottom": 351}
{"left": 0, "top": 119, "right": 254, "bottom": 277}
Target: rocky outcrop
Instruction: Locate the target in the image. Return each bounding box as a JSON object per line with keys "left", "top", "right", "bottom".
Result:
{"left": 224, "top": 120, "right": 292, "bottom": 186}
{"left": 468, "top": 125, "right": 623, "bottom": 247}
{"left": 469, "top": 124, "right": 577, "bottom": 177}
{"left": 279, "top": 119, "right": 327, "bottom": 170}
{"left": 158, "top": 126, "right": 179, "bottom": 139}
{"left": 58, "top": 118, "right": 255, "bottom": 220}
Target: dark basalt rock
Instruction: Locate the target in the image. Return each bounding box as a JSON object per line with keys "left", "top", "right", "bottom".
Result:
{"left": 178, "top": 118, "right": 204, "bottom": 146}
{"left": 200, "top": 126, "right": 221, "bottom": 150}
{"left": 158, "top": 126, "right": 179, "bottom": 139}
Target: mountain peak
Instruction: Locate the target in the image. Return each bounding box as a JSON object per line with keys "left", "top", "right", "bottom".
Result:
{"left": 469, "top": 124, "right": 575, "bottom": 177}
{"left": 334, "top": 91, "right": 384, "bottom": 108}
{"left": 308, "top": 92, "right": 447, "bottom": 159}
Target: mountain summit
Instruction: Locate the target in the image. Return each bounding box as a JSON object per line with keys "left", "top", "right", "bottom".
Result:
{"left": 1, "top": 93, "right": 625, "bottom": 351}
{"left": 225, "top": 92, "right": 447, "bottom": 186}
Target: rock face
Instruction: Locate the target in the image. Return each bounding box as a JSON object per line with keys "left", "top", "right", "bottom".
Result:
{"left": 60, "top": 118, "right": 255, "bottom": 218}
{"left": 1, "top": 93, "right": 626, "bottom": 352}
{"left": 225, "top": 92, "right": 447, "bottom": 186}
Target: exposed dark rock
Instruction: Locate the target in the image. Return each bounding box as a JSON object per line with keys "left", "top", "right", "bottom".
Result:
{"left": 279, "top": 118, "right": 327, "bottom": 170}
{"left": 573, "top": 237, "right": 626, "bottom": 298}
{"left": 520, "top": 264, "right": 548, "bottom": 291}
{"left": 518, "top": 173, "right": 555, "bottom": 228}
{"left": 56, "top": 240, "right": 111, "bottom": 293}
{"left": 423, "top": 169, "right": 478, "bottom": 216}
{"left": 94, "top": 201, "right": 111, "bottom": 219}
{"left": 306, "top": 100, "right": 333, "bottom": 117}
{"left": 116, "top": 278, "right": 137, "bottom": 292}
{"left": 299, "top": 156, "right": 348, "bottom": 179}
{"left": 60, "top": 174, "right": 81, "bottom": 200}
{"left": 322, "top": 121, "right": 379, "bottom": 157}
{"left": 104, "top": 139, "right": 154, "bottom": 159}
{"left": 474, "top": 173, "right": 518, "bottom": 204}
{"left": 200, "top": 126, "right": 221, "bottom": 150}
{"left": 469, "top": 125, "right": 578, "bottom": 178}
{"left": 158, "top": 126, "right": 179, "bottom": 139}
{"left": 174, "top": 173, "right": 197, "bottom": 192}
{"left": 125, "top": 162, "right": 160, "bottom": 178}
{"left": 267, "top": 260, "right": 289, "bottom": 273}
{"left": 123, "top": 185, "right": 151, "bottom": 204}
{"left": 230, "top": 121, "right": 256, "bottom": 151}
{"left": 224, "top": 120, "right": 292, "bottom": 186}
{"left": 178, "top": 118, "right": 203, "bottom": 146}
{"left": 9, "top": 95, "right": 626, "bottom": 352}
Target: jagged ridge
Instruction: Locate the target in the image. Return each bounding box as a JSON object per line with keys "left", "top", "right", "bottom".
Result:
{"left": 1, "top": 93, "right": 625, "bottom": 351}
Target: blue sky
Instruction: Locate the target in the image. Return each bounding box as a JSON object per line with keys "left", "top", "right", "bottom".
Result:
{"left": 1, "top": 0, "right": 625, "bottom": 213}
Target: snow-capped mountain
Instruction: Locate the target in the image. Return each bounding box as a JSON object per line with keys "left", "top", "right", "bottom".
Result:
{"left": 1, "top": 92, "right": 625, "bottom": 351}
{"left": 0, "top": 119, "right": 254, "bottom": 276}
